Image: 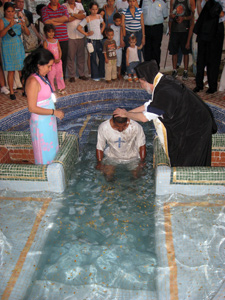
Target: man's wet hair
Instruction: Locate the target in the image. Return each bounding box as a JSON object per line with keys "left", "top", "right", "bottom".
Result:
{"left": 113, "top": 114, "right": 127, "bottom": 124}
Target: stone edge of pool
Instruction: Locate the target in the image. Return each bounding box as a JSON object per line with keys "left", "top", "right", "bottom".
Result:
{"left": 154, "top": 135, "right": 225, "bottom": 196}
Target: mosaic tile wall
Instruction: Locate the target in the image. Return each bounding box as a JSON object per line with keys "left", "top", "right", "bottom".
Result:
{"left": 0, "top": 131, "right": 78, "bottom": 192}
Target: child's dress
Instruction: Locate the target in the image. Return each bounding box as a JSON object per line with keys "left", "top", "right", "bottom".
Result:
{"left": 46, "top": 40, "right": 65, "bottom": 91}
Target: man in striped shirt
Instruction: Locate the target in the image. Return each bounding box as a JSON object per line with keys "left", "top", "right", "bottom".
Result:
{"left": 42, "top": 0, "right": 70, "bottom": 79}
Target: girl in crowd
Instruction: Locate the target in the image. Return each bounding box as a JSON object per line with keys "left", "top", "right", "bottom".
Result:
{"left": 126, "top": 34, "right": 142, "bottom": 82}
{"left": 21, "top": 48, "right": 64, "bottom": 165}
{"left": 43, "top": 24, "right": 66, "bottom": 95}
{"left": 122, "top": 0, "right": 145, "bottom": 62}
{"left": 0, "top": 2, "right": 29, "bottom": 100}
{"left": 77, "top": 1, "right": 105, "bottom": 81}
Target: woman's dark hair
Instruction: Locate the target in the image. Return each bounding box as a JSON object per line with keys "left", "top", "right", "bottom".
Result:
{"left": 89, "top": 1, "right": 99, "bottom": 9}
{"left": 44, "top": 24, "right": 55, "bottom": 35}
{"left": 98, "top": 8, "right": 104, "bottom": 14}
{"left": 36, "top": 4, "right": 46, "bottom": 16}
{"left": 4, "top": 2, "right": 14, "bottom": 12}
{"left": 21, "top": 48, "right": 54, "bottom": 84}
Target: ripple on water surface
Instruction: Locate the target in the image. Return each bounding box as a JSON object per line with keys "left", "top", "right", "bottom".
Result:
{"left": 24, "top": 120, "right": 157, "bottom": 299}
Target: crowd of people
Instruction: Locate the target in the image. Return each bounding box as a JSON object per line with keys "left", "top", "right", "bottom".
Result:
{"left": 0, "top": 0, "right": 224, "bottom": 100}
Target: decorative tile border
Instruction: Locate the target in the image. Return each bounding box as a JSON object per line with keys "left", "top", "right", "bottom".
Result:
{"left": 0, "top": 197, "right": 52, "bottom": 300}
{"left": 0, "top": 131, "right": 79, "bottom": 192}
{"left": 161, "top": 200, "right": 225, "bottom": 300}
{"left": 154, "top": 135, "right": 225, "bottom": 195}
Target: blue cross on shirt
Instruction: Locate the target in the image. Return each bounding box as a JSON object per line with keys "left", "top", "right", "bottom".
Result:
{"left": 114, "top": 137, "right": 125, "bottom": 148}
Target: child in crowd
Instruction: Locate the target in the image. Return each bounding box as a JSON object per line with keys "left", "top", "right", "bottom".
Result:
{"left": 35, "top": 4, "right": 46, "bottom": 44}
{"left": 103, "top": 28, "right": 117, "bottom": 83}
{"left": 77, "top": 1, "right": 105, "bottom": 81}
{"left": 43, "top": 24, "right": 66, "bottom": 94}
{"left": 111, "top": 12, "right": 124, "bottom": 79}
{"left": 98, "top": 8, "right": 105, "bottom": 19}
{"left": 126, "top": 34, "right": 142, "bottom": 82}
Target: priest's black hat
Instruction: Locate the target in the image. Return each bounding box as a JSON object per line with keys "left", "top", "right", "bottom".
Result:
{"left": 134, "top": 60, "right": 159, "bottom": 84}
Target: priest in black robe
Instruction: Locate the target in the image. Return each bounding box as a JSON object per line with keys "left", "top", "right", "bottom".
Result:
{"left": 114, "top": 60, "right": 217, "bottom": 167}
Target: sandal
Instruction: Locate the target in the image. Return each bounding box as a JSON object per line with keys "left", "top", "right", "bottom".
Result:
{"left": 58, "top": 89, "right": 66, "bottom": 95}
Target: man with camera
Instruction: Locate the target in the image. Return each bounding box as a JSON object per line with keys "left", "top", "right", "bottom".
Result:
{"left": 14, "top": 0, "right": 33, "bottom": 27}
{"left": 169, "top": 0, "right": 195, "bottom": 80}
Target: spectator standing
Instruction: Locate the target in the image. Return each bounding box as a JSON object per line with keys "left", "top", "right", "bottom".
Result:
{"left": 193, "top": 0, "right": 225, "bottom": 94}
{"left": 15, "top": 0, "right": 41, "bottom": 53}
{"left": 0, "top": 2, "right": 30, "bottom": 100}
{"left": 43, "top": 24, "right": 66, "bottom": 94}
{"left": 42, "top": 0, "right": 69, "bottom": 80}
{"left": 103, "top": 27, "right": 117, "bottom": 83}
{"left": 126, "top": 34, "right": 142, "bottom": 82}
{"left": 0, "top": 0, "right": 10, "bottom": 95}
{"left": 35, "top": 4, "right": 46, "bottom": 44}
{"left": 22, "top": 48, "right": 64, "bottom": 165}
{"left": 111, "top": 12, "right": 125, "bottom": 79}
{"left": 14, "top": 0, "right": 33, "bottom": 26}
{"left": 63, "top": 0, "right": 88, "bottom": 82}
{"left": 104, "top": 0, "right": 117, "bottom": 28}
{"left": 169, "top": 0, "right": 195, "bottom": 80}
{"left": 77, "top": 1, "right": 105, "bottom": 82}
{"left": 140, "top": 0, "right": 168, "bottom": 68}
{"left": 122, "top": 0, "right": 145, "bottom": 63}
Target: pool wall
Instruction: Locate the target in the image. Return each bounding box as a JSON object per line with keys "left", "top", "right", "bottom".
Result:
{"left": 154, "top": 134, "right": 225, "bottom": 195}
{"left": 0, "top": 131, "right": 79, "bottom": 193}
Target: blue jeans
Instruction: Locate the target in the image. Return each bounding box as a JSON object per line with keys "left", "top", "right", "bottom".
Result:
{"left": 89, "top": 39, "right": 105, "bottom": 79}
{"left": 127, "top": 61, "right": 139, "bottom": 75}
{"left": 124, "top": 30, "right": 142, "bottom": 62}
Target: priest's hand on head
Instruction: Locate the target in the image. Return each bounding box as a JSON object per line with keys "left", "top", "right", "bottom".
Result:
{"left": 113, "top": 108, "right": 128, "bottom": 118}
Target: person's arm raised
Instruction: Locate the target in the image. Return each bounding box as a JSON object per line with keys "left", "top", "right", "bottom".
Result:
{"left": 113, "top": 107, "right": 149, "bottom": 122}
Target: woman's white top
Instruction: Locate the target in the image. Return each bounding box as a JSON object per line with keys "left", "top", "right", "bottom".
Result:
{"left": 79, "top": 15, "right": 103, "bottom": 40}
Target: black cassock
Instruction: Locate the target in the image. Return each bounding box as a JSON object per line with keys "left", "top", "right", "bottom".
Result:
{"left": 148, "top": 75, "right": 217, "bottom": 167}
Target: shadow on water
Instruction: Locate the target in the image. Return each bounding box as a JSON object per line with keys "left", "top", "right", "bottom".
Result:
{"left": 24, "top": 118, "right": 158, "bottom": 299}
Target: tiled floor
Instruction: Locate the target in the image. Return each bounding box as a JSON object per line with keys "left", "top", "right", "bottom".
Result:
{"left": 0, "top": 33, "right": 225, "bottom": 120}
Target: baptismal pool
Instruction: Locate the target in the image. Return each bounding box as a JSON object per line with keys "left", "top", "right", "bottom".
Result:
{"left": 1, "top": 89, "right": 225, "bottom": 300}
{"left": 23, "top": 118, "right": 158, "bottom": 300}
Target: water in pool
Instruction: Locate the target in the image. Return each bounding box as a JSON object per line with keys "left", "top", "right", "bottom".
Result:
{"left": 24, "top": 116, "right": 157, "bottom": 299}
{"left": 2, "top": 111, "right": 225, "bottom": 299}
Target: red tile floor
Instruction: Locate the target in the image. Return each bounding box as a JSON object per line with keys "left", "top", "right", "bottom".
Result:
{"left": 0, "top": 34, "right": 225, "bottom": 120}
